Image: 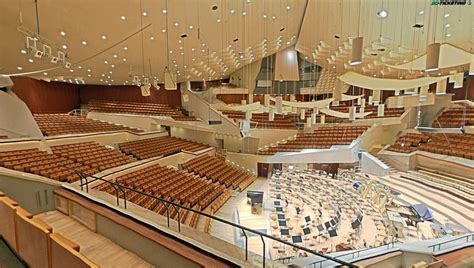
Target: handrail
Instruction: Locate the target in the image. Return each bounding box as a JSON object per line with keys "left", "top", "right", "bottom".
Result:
{"left": 428, "top": 234, "right": 474, "bottom": 252}
{"left": 66, "top": 166, "right": 356, "bottom": 267}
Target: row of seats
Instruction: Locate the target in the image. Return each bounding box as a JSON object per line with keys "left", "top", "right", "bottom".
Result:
{"left": 387, "top": 133, "right": 430, "bottom": 153}
{"left": 220, "top": 110, "right": 297, "bottom": 129}
{"left": 0, "top": 192, "right": 98, "bottom": 268}
{"left": 182, "top": 155, "right": 256, "bottom": 191}
{"left": 418, "top": 133, "right": 474, "bottom": 160}
{"left": 34, "top": 114, "right": 142, "bottom": 136}
{"left": 52, "top": 142, "right": 134, "bottom": 171}
{"left": 0, "top": 148, "right": 96, "bottom": 182}
{"left": 119, "top": 136, "right": 209, "bottom": 160}
{"left": 88, "top": 99, "right": 197, "bottom": 121}
{"left": 258, "top": 126, "right": 369, "bottom": 155}
{"left": 94, "top": 164, "right": 227, "bottom": 226}
{"left": 432, "top": 107, "right": 474, "bottom": 128}
{"left": 387, "top": 132, "right": 474, "bottom": 160}
{"left": 0, "top": 135, "right": 8, "bottom": 139}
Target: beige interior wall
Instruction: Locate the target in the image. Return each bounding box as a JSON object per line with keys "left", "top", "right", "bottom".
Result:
{"left": 228, "top": 59, "right": 262, "bottom": 94}
{"left": 415, "top": 154, "right": 474, "bottom": 180}
{"left": 249, "top": 129, "right": 298, "bottom": 149}
{"left": 96, "top": 215, "right": 201, "bottom": 268}
{"left": 0, "top": 174, "right": 59, "bottom": 215}
{"left": 419, "top": 94, "right": 454, "bottom": 126}
{"left": 87, "top": 112, "right": 167, "bottom": 131}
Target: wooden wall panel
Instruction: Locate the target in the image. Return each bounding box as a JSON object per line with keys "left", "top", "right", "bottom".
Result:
{"left": 79, "top": 84, "right": 182, "bottom": 108}
{"left": 216, "top": 94, "right": 247, "bottom": 104}
{"left": 15, "top": 213, "right": 51, "bottom": 268}
{"left": 0, "top": 197, "right": 18, "bottom": 252}
{"left": 11, "top": 77, "right": 80, "bottom": 113}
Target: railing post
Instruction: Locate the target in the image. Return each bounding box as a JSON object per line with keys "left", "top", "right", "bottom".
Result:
{"left": 242, "top": 229, "right": 248, "bottom": 261}
{"left": 165, "top": 204, "right": 170, "bottom": 227}
{"left": 260, "top": 235, "right": 265, "bottom": 267}
{"left": 176, "top": 206, "right": 181, "bottom": 232}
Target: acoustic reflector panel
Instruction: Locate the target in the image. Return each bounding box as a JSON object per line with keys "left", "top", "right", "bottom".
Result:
{"left": 425, "top": 43, "right": 440, "bottom": 72}
{"left": 350, "top": 37, "right": 363, "bottom": 65}
{"left": 436, "top": 79, "right": 447, "bottom": 94}
{"left": 377, "top": 104, "right": 385, "bottom": 117}
{"left": 275, "top": 96, "right": 283, "bottom": 113}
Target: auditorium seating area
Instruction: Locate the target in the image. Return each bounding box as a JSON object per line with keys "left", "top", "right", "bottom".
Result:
{"left": 418, "top": 133, "right": 474, "bottom": 160}
{"left": 88, "top": 99, "right": 197, "bottom": 121}
{"left": 52, "top": 142, "right": 135, "bottom": 171}
{"left": 94, "top": 164, "right": 227, "bottom": 227}
{"left": 182, "top": 155, "right": 257, "bottom": 191}
{"left": 258, "top": 126, "right": 369, "bottom": 155}
{"left": 119, "top": 136, "right": 209, "bottom": 159}
{"left": 0, "top": 148, "right": 96, "bottom": 182}
{"left": 432, "top": 106, "right": 474, "bottom": 128}
{"left": 387, "top": 133, "right": 430, "bottom": 153}
{"left": 220, "top": 110, "right": 297, "bottom": 129}
{"left": 34, "top": 114, "right": 142, "bottom": 136}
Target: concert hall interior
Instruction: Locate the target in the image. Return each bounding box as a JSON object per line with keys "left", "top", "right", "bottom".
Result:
{"left": 0, "top": 0, "right": 473, "bottom": 267}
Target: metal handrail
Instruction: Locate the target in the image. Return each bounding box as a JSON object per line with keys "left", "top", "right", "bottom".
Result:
{"left": 67, "top": 167, "right": 356, "bottom": 267}
{"left": 428, "top": 234, "right": 474, "bottom": 252}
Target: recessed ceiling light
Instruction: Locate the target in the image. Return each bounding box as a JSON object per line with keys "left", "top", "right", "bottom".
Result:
{"left": 230, "top": 9, "right": 235, "bottom": 14}
{"left": 150, "top": 36, "right": 155, "bottom": 40}
{"left": 109, "top": 71, "right": 112, "bottom": 74}
{"left": 376, "top": 10, "right": 388, "bottom": 18}
{"left": 17, "top": 66, "right": 23, "bottom": 70}
{"left": 70, "top": 69, "right": 74, "bottom": 72}
{"left": 43, "top": 72, "right": 48, "bottom": 75}
{"left": 104, "top": 60, "right": 108, "bottom": 64}
{"left": 123, "top": 46, "right": 128, "bottom": 51}
{"left": 101, "top": 35, "right": 107, "bottom": 40}
{"left": 169, "top": 50, "right": 173, "bottom": 53}
{"left": 78, "top": 66, "right": 82, "bottom": 69}
{"left": 101, "top": 74, "right": 105, "bottom": 77}
{"left": 445, "top": 24, "right": 450, "bottom": 27}
{"left": 122, "top": 58, "right": 127, "bottom": 62}
{"left": 81, "top": 40, "right": 87, "bottom": 45}
{"left": 121, "top": 15, "right": 126, "bottom": 20}
{"left": 180, "top": 52, "right": 184, "bottom": 55}
{"left": 60, "top": 31, "right": 66, "bottom": 36}
{"left": 192, "top": 58, "right": 195, "bottom": 61}
{"left": 178, "top": 40, "right": 182, "bottom": 43}
{"left": 142, "top": 12, "right": 148, "bottom": 16}
{"left": 286, "top": 5, "right": 291, "bottom": 10}
{"left": 419, "top": 10, "right": 424, "bottom": 15}
{"left": 20, "top": 49, "right": 27, "bottom": 54}
{"left": 263, "top": 14, "right": 267, "bottom": 19}
{"left": 111, "top": 64, "right": 115, "bottom": 68}
{"left": 100, "top": 79, "right": 103, "bottom": 81}
{"left": 242, "top": 12, "right": 247, "bottom": 16}
{"left": 28, "top": 59, "right": 34, "bottom": 63}
{"left": 87, "top": 69, "right": 91, "bottom": 72}
{"left": 174, "top": 22, "right": 179, "bottom": 27}
{"left": 191, "top": 48, "right": 195, "bottom": 51}
{"left": 272, "top": 15, "right": 276, "bottom": 20}
{"left": 162, "top": 9, "right": 167, "bottom": 14}
{"left": 162, "top": 29, "right": 166, "bottom": 33}
{"left": 112, "top": 54, "right": 118, "bottom": 58}
{"left": 446, "top": 33, "right": 452, "bottom": 37}
{"left": 217, "top": 18, "right": 221, "bottom": 23}
{"left": 61, "top": 44, "right": 68, "bottom": 50}
{"left": 189, "top": 25, "right": 193, "bottom": 29}
{"left": 87, "top": 74, "right": 92, "bottom": 77}
{"left": 444, "top": 13, "right": 450, "bottom": 18}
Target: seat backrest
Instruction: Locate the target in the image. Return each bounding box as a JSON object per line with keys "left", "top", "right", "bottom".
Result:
{"left": 50, "top": 233, "right": 98, "bottom": 268}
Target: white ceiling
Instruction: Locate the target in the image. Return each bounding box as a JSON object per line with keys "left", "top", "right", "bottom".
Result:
{"left": 1, "top": 0, "right": 472, "bottom": 86}
{"left": 0, "top": 0, "right": 306, "bottom": 85}
{"left": 296, "top": 0, "right": 474, "bottom": 79}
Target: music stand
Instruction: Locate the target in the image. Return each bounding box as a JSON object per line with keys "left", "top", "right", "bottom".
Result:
{"left": 330, "top": 219, "right": 336, "bottom": 227}
{"left": 278, "top": 220, "right": 287, "bottom": 227}
{"left": 316, "top": 224, "right": 324, "bottom": 232}
{"left": 275, "top": 207, "right": 283, "bottom": 212}
{"left": 305, "top": 216, "right": 311, "bottom": 223}
{"left": 328, "top": 229, "right": 338, "bottom": 237}
{"left": 280, "top": 229, "right": 290, "bottom": 236}
{"left": 276, "top": 194, "right": 281, "bottom": 200}
{"left": 324, "top": 221, "right": 331, "bottom": 230}
{"left": 292, "top": 235, "right": 303, "bottom": 244}
{"left": 274, "top": 201, "right": 281, "bottom": 206}
{"left": 277, "top": 214, "right": 285, "bottom": 220}
{"left": 303, "top": 227, "right": 311, "bottom": 235}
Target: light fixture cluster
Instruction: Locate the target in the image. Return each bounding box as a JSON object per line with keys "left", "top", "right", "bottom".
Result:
{"left": 18, "top": 25, "right": 71, "bottom": 68}
{"left": 131, "top": 74, "right": 160, "bottom": 90}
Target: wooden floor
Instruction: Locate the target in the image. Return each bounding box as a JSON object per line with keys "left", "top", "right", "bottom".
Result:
{"left": 36, "top": 210, "right": 154, "bottom": 268}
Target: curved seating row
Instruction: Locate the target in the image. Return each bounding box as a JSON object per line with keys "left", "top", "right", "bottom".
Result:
{"left": 88, "top": 99, "right": 196, "bottom": 121}
{"left": 34, "top": 113, "right": 142, "bottom": 136}
{"left": 119, "top": 136, "right": 209, "bottom": 160}
{"left": 182, "top": 155, "right": 256, "bottom": 191}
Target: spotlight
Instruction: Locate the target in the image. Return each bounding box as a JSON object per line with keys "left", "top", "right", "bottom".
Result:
{"left": 51, "top": 57, "right": 59, "bottom": 63}
{"left": 34, "top": 49, "right": 44, "bottom": 58}
{"left": 65, "top": 62, "right": 72, "bottom": 68}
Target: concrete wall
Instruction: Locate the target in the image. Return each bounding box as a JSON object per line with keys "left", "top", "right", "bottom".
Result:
{"left": 96, "top": 216, "right": 200, "bottom": 268}
{"left": 0, "top": 173, "right": 60, "bottom": 215}
{"left": 360, "top": 152, "right": 390, "bottom": 177}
